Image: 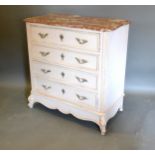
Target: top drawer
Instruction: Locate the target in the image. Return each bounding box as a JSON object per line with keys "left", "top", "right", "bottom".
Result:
{"left": 30, "top": 25, "right": 100, "bottom": 52}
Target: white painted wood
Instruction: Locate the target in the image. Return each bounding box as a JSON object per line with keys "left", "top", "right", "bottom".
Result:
{"left": 29, "top": 93, "right": 101, "bottom": 124}
{"left": 26, "top": 21, "right": 129, "bottom": 135}
{"left": 102, "top": 25, "right": 129, "bottom": 112}
{"left": 30, "top": 24, "right": 100, "bottom": 52}
{"left": 31, "top": 45, "right": 99, "bottom": 71}
{"left": 32, "top": 61, "right": 98, "bottom": 90}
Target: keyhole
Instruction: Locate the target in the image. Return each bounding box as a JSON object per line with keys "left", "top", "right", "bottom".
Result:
{"left": 60, "top": 34, "right": 64, "bottom": 41}
{"left": 61, "top": 53, "right": 65, "bottom": 60}
{"left": 61, "top": 89, "right": 65, "bottom": 94}
{"left": 61, "top": 72, "right": 65, "bottom": 78}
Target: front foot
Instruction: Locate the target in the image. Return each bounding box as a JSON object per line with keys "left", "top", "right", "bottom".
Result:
{"left": 99, "top": 116, "right": 106, "bottom": 135}
{"left": 119, "top": 107, "right": 123, "bottom": 112}
{"left": 119, "top": 103, "right": 123, "bottom": 112}
{"left": 119, "top": 94, "right": 124, "bottom": 112}
{"left": 28, "top": 95, "right": 35, "bottom": 109}
{"left": 100, "top": 125, "right": 106, "bottom": 135}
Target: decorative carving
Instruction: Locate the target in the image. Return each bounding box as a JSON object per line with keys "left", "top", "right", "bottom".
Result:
{"left": 30, "top": 95, "right": 100, "bottom": 131}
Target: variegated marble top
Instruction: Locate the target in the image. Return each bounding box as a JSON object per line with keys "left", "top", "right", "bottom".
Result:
{"left": 24, "top": 13, "right": 129, "bottom": 31}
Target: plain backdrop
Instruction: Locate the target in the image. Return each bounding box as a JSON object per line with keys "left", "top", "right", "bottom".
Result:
{"left": 0, "top": 5, "right": 155, "bottom": 93}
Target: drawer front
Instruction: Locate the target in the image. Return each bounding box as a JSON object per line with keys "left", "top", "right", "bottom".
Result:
{"left": 34, "top": 78, "right": 97, "bottom": 108}
{"left": 32, "top": 46, "right": 98, "bottom": 71}
{"left": 33, "top": 61, "right": 97, "bottom": 90}
{"left": 31, "top": 25, "right": 99, "bottom": 52}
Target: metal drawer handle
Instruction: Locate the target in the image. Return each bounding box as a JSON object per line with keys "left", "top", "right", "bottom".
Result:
{"left": 75, "top": 57, "right": 88, "bottom": 64}
{"left": 76, "top": 94, "right": 88, "bottom": 100}
{"left": 75, "top": 76, "right": 88, "bottom": 83}
{"left": 38, "top": 33, "right": 48, "bottom": 39}
{"left": 42, "top": 85, "right": 51, "bottom": 90}
{"left": 41, "top": 69, "right": 51, "bottom": 74}
{"left": 76, "top": 38, "right": 88, "bottom": 45}
{"left": 40, "top": 51, "right": 50, "bottom": 56}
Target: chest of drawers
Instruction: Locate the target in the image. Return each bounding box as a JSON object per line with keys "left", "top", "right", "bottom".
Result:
{"left": 25, "top": 14, "right": 129, "bottom": 135}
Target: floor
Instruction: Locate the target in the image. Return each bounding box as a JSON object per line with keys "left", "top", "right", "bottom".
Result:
{"left": 0, "top": 86, "right": 155, "bottom": 150}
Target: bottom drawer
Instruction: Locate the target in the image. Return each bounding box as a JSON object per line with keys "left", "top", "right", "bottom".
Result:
{"left": 34, "top": 78, "right": 98, "bottom": 109}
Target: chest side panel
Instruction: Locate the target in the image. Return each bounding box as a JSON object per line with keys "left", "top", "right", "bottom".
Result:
{"left": 103, "top": 25, "right": 129, "bottom": 111}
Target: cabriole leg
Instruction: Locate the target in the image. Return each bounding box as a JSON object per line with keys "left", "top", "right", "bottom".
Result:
{"left": 119, "top": 96, "right": 124, "bottom": 112}
{"left": 28, "top": 95, "right": 35, "bottom": 109}
{"left": 119, "top": 103, "right": 123, "bottom": 112}
{"left": 100, "top": 125, "right": 106, "bottom": 135}
{"left": 99, "top": 116, "right": 106, "bottom": 135}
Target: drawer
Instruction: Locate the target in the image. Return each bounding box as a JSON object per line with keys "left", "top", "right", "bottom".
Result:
{"left": 34, "top": 78, "right": 98, "bottom": 108}
{"left": 32, "top": 61, "right": 97, "bottom": 90}
{"left": 31, "top": 46, "right": 98, "bottom": 71}
{"left": 30, "top": 25, "right": 100, "bottom": 52}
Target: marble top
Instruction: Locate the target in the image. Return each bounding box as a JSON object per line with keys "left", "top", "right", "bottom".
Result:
{"left": 24, "top": 13, "right": 129, "bottom": 31}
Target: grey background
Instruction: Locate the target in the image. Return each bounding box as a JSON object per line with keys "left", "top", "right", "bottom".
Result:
{"left": 0, "top": 6, "right": 155, "bottom": 150}
{"left": 0, "top": 6, "right": 155, "bottom": 93}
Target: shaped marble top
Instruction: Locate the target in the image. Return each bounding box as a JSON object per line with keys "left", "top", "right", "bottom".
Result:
{"left": 24, "top": 13, "right": 129, "bottom": 31}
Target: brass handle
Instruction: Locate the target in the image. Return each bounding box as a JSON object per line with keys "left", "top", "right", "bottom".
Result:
{"left": 41, "top": 69, "right": 51, "bottom": 74}
{"left": 42, "top": 85, "right": 51, "bottom": 90}
{"left": 40, "top": 51, "right": 50, "bottom": 56}
{"left": 38, "top": 33, "right": 48, "bottom": 39}
{"left": 76, "top": 94, "right": 87, "bottom": 100}
{"left": 75, "top": 57, "right": 88, "bottom": 64}
{"left": 76, "top": 38, "right": 88, "bottom": 45}
{"left": 75, "top": 76, "right": 88, "bottom": 83}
